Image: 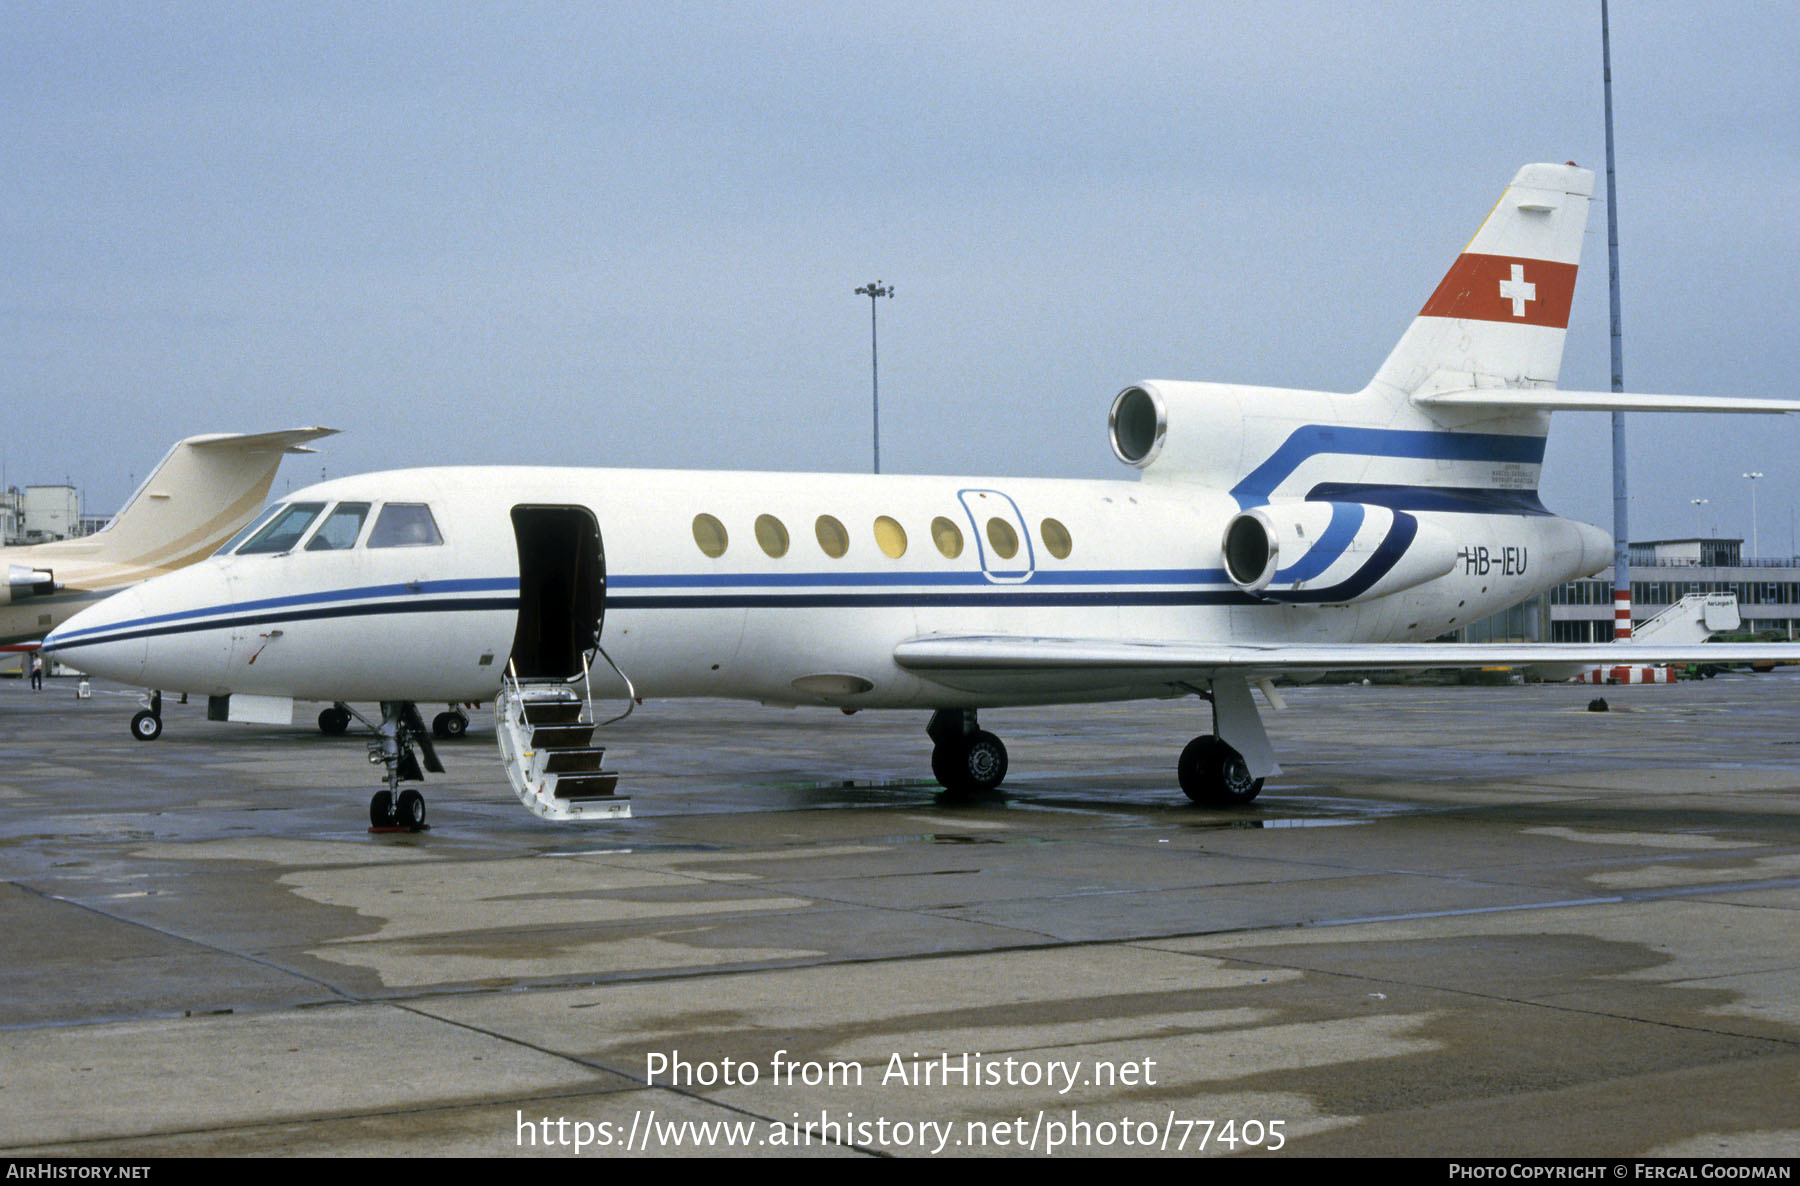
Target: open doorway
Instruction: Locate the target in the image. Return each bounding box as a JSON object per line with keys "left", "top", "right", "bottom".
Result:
{"left": 509, "top": 505, "right": 604, "bottom": 680}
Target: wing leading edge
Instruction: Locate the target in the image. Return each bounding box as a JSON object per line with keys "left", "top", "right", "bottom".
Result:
{"left": 893, "top": 636, "right": 1800, "bottom": 695}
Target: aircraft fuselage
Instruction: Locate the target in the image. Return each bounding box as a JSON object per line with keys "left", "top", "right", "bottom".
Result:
{"left": 47, "top": 463, "right": 1607, "bottom": 710}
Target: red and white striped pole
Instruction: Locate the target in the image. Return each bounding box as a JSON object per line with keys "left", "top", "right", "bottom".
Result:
{"left": 1614, "top": 585, "right": 1633, "bottom": 640}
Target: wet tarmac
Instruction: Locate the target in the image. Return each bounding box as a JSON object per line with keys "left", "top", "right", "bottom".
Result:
{"left": 2, "top": 671, "right": 1798, "bottom": 1157}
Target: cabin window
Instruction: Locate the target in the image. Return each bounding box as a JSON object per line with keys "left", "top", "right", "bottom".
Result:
{"left": 236, "top": 502, "right": 326, "bottom": 554}
{"left": 931, "top": 516, "right": 964, "bottom": 559}
{"left": 873, "top": 515, "right": 907, "bottom": 559}
{"left": 691, "top": 513, "right": 729, "bottom": 558}
{"left": 986, "top": 517, "right": 1019, "bottom": 560}
{"left": 368, "top": 503, "right": 444, "bottom": 548}
{"left": 218, "top": 503, "right": 286, "bottom": 555}
{"left": 305, "top": 502, "right": 372, "bottom": 551}
{"left": 754, "top": 514, "right": 789, "bottom": 558}
{"left": 1040, "top": 517, "right": 1072, "bottom": 560}
{"left": 816, "top": 515, "right": 849, "bottom": 559}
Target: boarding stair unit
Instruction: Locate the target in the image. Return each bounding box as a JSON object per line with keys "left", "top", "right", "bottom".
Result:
{"left": 495, "top": 657, "right": 631, "bottom": 822}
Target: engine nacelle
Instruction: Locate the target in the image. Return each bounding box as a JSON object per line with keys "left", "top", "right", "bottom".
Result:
{"left": 1221, "top": 501, "right": 1457, "bottom": 604}
{"left": 0, "top": 564, "right": 55, "bottom": 606}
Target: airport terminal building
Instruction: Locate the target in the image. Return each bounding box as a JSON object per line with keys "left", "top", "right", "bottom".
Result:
{"left": 1468, "top": 538, "right": 1800, "bottom": 643}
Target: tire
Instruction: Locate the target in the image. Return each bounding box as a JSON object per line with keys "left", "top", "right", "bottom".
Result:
{"left": 319, "top": 707, "right": 351, "bottom": 735}
{"left": 1178, "top": 735, "right": 1263, "bottom": 806}
{"left": 961, "top": 731, "right": 1008, "bottom": 791}
{"left": 130, "top": 710, "right": 163, "bottom": 742}
{"left": 933, "top": 731, "right": 1009, "bottom": 795}
{"left": 395, "top": 788, "right": 427, "bottom": 831}
{"left": 369, "top": 790, "right": 394, "bottom": 828}
{"left": 435, "top": 712, "right": 468, "bottom": 740}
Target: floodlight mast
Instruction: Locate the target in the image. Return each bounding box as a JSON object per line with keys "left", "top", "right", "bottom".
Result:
{"left": 1603, "top": 0, "right": 1631, "bottom": 641}
{"left": 856, "top": 281, "right": 893, "bottom": 474}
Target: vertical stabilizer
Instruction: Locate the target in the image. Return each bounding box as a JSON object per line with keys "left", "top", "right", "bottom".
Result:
{"left": 24, "top": 427, "right": 336, "bottom": 583}
{"left": 1369, "top": 163, "right": 1594, "bottom": 400}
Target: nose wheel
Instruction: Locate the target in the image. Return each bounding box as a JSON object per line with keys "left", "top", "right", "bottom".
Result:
{"left": 367, "top": 701, "right": 440, "bottom": 832}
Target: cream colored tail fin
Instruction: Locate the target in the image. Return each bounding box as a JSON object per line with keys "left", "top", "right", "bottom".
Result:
{"left": 59, "top": 427, "right": 336, "bottom": 575}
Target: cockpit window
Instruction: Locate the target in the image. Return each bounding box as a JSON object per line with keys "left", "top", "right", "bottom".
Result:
{"left": 367, "top": 502, "right": 443, "bottom": 548}
{"left": 217, "top": 503, "right": 285, "bottom": 556}
{"left": 304, "top": 502, "right": 372, "bottom": 551}
{"left": 235, "top": 502, "right": 327, "bottom": 554}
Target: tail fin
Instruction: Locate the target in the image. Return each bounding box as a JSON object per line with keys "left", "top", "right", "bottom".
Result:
{"left": 39, "top": 427, "right": 336, "bottom": 580}
{"left": 1369, "top": 163, "right": 1595, "bottom": 400}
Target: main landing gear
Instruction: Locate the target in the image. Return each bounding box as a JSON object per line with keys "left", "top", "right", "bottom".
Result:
{"left": 431, "top": 708, "right": 470, "bottom": 739}
{"left": 1176, "top": 674, "right": 1277, "bottom": 806}
{"left": 366, "top": 701, "right": 443, "bottom": 832}
{"left": 924, "top": 675, "right": 1279, "bottom": 807}
{"left": 320, "top": 702, "right": 469, "bottom": 740}
{"left": 130, "top": 691, "right": 164, "bottom": 741}
{"left": 1178, "top": 735, "right": 1262, "bottom": 805}
{"left": 928, "top": 709, "right": 1008, "bottom": 796}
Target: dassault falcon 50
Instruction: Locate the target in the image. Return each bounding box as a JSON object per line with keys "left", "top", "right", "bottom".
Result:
{"left": 42, "top": 163, "right": 1800, "bottom": 829}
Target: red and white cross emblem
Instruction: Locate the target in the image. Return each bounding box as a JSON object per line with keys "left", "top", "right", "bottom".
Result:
{"left": 1497, "top": 263, "right": 1536, "bottom": 317}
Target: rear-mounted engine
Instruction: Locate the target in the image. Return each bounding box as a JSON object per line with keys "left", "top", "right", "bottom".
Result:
{"left": 1221, "top": 501, "right": 1456, "bottom": 604}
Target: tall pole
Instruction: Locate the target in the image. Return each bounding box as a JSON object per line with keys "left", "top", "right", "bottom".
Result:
{"left": 1603, "top": 0, "right": 1631, "bottom": 641}
{"left": 855, "top": 281, "right": 893, "bottom": 473}
{"left": 1743, "top": 472, "right": 1763, "bottom": 558}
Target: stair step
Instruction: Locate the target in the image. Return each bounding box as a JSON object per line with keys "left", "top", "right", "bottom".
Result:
{"left": 530, "top": 723, "right": 595, "bottom": 748}
{"left": 553, "top": 771, "right": 621, "bottom": 799}
{"left": 521, "top": 700, "right": 585, "bottom": 725}
{"left": 541, "top": 747, "right": 608, "bottom": 773}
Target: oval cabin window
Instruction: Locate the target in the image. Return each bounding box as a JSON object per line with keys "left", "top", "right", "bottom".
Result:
{"left": 755, "top": 514, "right": 789, "bottom": 558}
{"left": 692, "top": 513, "right": 729, "bottom": 558}
{"left": 931, "top": 516, "right": 964, "bottom": 559}
{"left": 986, "top": 517, "right": 1019, "bottom": 560}
{"left": 873, "top": 515, "right": 907, "bottom": 559}
{"left": 815, "top": 515, "right": 850, "bottom": 559}
{"left": 1040, "top": 517, "right": 1072, "bottom": 560}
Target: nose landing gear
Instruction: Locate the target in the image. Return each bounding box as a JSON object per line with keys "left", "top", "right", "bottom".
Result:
{"left": 367, "top": 701, "right": 442, "bottom": 832}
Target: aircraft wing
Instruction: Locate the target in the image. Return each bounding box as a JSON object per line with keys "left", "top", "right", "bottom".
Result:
{"left": 893, "top": 636, "right": 1800, "bottom": 695}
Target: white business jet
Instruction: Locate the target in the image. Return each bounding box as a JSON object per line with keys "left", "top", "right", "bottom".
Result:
{"left": 3, "top": 427, "right": 334, "bottom": 662}
{"left": 41, "top": 164, "right": 1800, "bottom": 830}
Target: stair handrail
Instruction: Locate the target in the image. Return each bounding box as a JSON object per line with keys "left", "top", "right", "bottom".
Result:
{"left": 578, "top": 650, "right": 595, "bottom": 725}
{"left": 593, "top": 643, "right": 637, "bottom": 728}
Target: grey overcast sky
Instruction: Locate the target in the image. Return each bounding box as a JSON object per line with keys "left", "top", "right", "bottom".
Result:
{"left": 4, "top": 2, "right": 1797, "bottom": 550}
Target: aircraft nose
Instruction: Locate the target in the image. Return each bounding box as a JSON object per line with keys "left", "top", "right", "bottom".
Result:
{"left": 43, "top": 587, "right": 150, "bottom": 686}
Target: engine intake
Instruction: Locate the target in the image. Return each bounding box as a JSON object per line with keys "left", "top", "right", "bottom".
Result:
{"left": 1221, "top": 502, "right": 1456, "bottom": 604}
{"left": 1, "top": 564, "right": 55, "bottom": 606}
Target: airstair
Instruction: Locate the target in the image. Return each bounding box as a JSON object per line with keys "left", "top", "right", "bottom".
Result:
{"left": 495, "top": 657, "right": 631, "bottom": 821}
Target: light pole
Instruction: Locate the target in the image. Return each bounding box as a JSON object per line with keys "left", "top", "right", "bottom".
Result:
{"left": 1690, "top": 498, "right": 1708, "bottom": 538}
{"left": 1743, "top": 472, "right": 1764, "bottom": 559}
{"left": 855, "top": 281, "right": 893, "bottom": 473}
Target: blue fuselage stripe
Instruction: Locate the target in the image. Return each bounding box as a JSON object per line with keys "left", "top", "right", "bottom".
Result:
{"left": 1231, "top": 426, "right": 1546, "bottom": 508}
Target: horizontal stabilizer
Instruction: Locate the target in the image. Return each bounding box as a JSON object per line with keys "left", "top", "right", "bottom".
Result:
{"left": 185, "top": 426, "right": 339, "bottom": 453}
{"left": 1413, "top": 389, "right": 1800, "bottom": 414}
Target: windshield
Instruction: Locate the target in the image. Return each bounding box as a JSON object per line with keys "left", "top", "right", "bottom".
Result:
{"left": 235, "top": 502, "right": 326, "bottom": 554}
{"left": 304, "top": 502, "right": 372, "bottom": 551}
{"left": 216, "top": 503, "right": 285, "bottom": 556}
